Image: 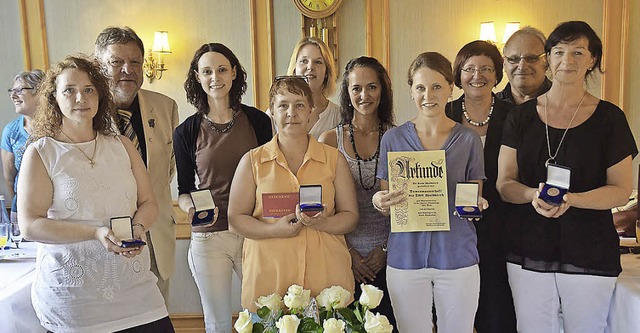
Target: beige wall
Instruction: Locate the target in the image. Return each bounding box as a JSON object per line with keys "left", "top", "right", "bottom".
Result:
{"left": 627, "top": 0, "right": 640, "bottom": 187}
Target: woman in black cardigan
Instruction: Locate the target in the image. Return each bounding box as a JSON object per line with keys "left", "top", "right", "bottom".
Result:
{"left": 173, "top": 43, "right": 272, "bottom": 333}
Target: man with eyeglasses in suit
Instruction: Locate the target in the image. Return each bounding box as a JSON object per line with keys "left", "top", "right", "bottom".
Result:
{"left": 497, "top": 26, "right": 552, "bottom": 106}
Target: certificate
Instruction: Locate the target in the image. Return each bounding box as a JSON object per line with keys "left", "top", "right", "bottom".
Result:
{"left": 387, "top": 150, "right": 449, "bottom": 232}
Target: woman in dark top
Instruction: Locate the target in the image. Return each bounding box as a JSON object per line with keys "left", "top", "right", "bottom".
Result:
{"left": 173, "top": 43, "right": 272, "bottom": 333}
{"left": 497, "top": 21, "right": 637, "bottom": 333}
{"left": 446, "top": 40, "right": 516, "bottom": 333}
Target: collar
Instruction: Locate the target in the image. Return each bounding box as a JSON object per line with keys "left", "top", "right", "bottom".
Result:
{"left": 260, "top": 134, "right": 327, "bottom": 166}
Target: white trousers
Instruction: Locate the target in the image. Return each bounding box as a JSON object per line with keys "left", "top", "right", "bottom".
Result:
{"left": 189, "top": 230, "right": 244, "bottom": 333}
{"left": 507, "top": 263, "right": 616, "bottom": 333}
{"left": 386, "top": 265, "right": 479, "bottom": 333}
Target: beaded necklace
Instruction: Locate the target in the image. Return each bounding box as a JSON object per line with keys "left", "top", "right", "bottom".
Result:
{"left": 462, "top": 96, "right": 494, "bottom": 127}
{"left": 348, "top": 122, "right": 383, "bottom": 191}
{"left": 204, "top": 109, "right": 239, "bottom": 133}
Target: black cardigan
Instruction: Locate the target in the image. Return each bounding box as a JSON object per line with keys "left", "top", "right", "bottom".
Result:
{"left": 173, "top": 104, "right": 273, "bottom": 195}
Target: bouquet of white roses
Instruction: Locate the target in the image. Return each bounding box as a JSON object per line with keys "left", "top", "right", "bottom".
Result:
{"left": 234, "top": 283, "right": 394, "bottom": 333}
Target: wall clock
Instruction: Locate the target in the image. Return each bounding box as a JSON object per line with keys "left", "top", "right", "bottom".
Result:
{"left": 292, "top": 0, "right": 344, "bottom": 19}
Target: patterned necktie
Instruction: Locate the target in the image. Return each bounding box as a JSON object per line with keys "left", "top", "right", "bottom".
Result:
{"left": 117, "top": 109, "right": 143, "bottom": 157}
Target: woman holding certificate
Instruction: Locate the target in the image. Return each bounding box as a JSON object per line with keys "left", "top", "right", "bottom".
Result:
{"left": 372, "top": 52, "right": 487, "bottom": 333}
{"left": 319, "top": 56, "right": 397, "bottom": 327}
{"left": 496, "top": 21, "right": 637, "bottom": 333}
{"left": 228, "top": 76, "right": 358, "bottom": 312}
{"left": 174, "top": 43, "right": 272, "bottom": 333}
{"left": 17, "top": 55, "right": 172, "bottom": 332}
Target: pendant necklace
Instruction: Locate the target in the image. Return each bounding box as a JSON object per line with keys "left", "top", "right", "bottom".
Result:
{"left": 543, "top": 92, "right": 586, "bottom": 167}
{"left": 204, "top": 109, "right": 239, "bottom": 133}
{"left": 348, "top": 121, "right": 383, "bottom": 191}
{"left": 462, "top": 96, "right": 494, "bottom": 127}
{"left": 60, "top": 130, "right": 98, "bottom": 168}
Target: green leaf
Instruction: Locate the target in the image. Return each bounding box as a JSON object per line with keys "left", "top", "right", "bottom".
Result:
{"left": 298, "top": 317, "right": 322, "bottom": 333}
{"left": 252, "top": 322, "right": 265, "bottom": 333}
{"left": 257, "top": 306, "right": 271, "bottom": 319}
{"left": 354, "top": 307, "right": 363, "bottom": 323}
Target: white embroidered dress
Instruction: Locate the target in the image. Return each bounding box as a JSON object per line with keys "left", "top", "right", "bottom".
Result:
{"left": 31, "top": 134, "right": 167, "bottom": 333}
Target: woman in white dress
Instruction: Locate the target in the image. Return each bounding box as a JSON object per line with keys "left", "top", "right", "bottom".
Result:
{"left": 17, "top": 55, "right": 173, "bottom": 333}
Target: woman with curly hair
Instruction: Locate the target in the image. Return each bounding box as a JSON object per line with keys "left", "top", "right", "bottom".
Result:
{"left": 18, "top": 54, "right": 173, "bottom": 332}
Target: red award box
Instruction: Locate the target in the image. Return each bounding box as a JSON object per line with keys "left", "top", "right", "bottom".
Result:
{"left": 262, "top": 192, "right": 299, "bottom": 218}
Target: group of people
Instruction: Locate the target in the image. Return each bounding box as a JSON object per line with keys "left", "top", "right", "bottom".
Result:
{"left": 3, "top": 19, "right": 637, "bottom": 333}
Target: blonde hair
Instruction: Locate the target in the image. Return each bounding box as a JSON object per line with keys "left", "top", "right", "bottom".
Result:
{"left": 286, "top": 37, "right": 336, "bottom": 97}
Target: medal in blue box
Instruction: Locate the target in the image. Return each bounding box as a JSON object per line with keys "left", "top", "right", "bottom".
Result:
{"left": 455, "top": 182, "right": 482, "bottom": 219}
{"left": 299, "top": 185, "right": 324, "bottom": 214}
{"left": 539, "top": 163, "right": 571, "bottom": 206}
{"left": 110, "top": 216, "right": 146, "bottom": 248}
{"left": 190, "top": 189, "right": 216, "bottom": 226}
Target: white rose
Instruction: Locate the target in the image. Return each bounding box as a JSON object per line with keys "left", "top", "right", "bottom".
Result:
{"left": 364, "top": 311, "right": 394, "bottom": 333}
{"left": 283, "top": 284, "right": 311, "bottom": 309}
{"left": 359, "top": 283, "right": 384, "bottom": 309}
{"left": 255, "top": 293, "right": 283, "bottom": 311}
{"left": 316, "top": 285, "right": 351, "bottom": 310}
{"left": 323, "top": 318, "right": 346, "bottom": 333}
{"left": 275, "top": 314, "right": 301, "bottom": 333}
{"left": 234, "top": 309, "right": 253, "bottom": 333}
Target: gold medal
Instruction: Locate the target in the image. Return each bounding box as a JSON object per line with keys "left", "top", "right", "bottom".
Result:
{"left": 546, "top": 187, "right": 560, "bottom": 197}
{"left": 197, "top": 211, "right": 209, "bottom": 219}
{"left": 463, "top": 206, "right": 475, "bottom": 212}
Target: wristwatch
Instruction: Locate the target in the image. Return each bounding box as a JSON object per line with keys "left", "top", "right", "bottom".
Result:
{"left": 381, "top": 243, "right": 388, "bottom": 253}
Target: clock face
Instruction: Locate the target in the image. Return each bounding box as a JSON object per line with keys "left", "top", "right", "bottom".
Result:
{"left": 293, "top": 0, "right": 342, "bottom": 19}
{"left": 302, "top": 0, "right": 335, "bottom": 12}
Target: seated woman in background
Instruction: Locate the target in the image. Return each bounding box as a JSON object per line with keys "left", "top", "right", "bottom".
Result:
{"left": 497, "top": 21, "right": 637, "bottom": 333}
{"left": 319, "top": 56, "right": 397, "bottom": 328}
{"left": 270, "top": 37, "right": 340, "bottom": 139}
{"left": 2, "top": 69, "right": 44, "bottom": 224}
{"left": 174, "top": 42, "right": 272, "bottom": 333}
{"left": 18, "top": 55, "right": 173, "bottom": 333}
{"left": 228, "top": 76, "right": 358, "bottom": 311}
{"left": 372, "top": 52, "right": 487, "bottom": 333}
{"left": 446, "top": 40, "right": 516, "bottom": 333}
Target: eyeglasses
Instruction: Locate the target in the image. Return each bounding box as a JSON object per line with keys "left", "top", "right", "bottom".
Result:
{"left": 461, "top": 67, "right": 495, "bottom": 75}
{"left": 504, "top": 53, "right": 546, "bottom": 65}
{"left": 273, "top": 75, "right": 309, "bottom": 84}
{"left": 7, "top": 87, "right": 34, "bottom": 96}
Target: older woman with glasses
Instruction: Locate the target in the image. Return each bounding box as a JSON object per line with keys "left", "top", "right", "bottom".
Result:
{"left": 228, "top": 76, "right": 358, "bottom": 312}
{"left": 3, "top": 70, "right": 44, "bottom": 224}
{"left": 445, "top": 40, "right": 516, "bottom": 333}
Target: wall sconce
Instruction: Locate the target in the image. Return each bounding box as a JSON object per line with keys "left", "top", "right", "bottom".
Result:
{"left": 143, "top": 31, "right": 171, "bottom": 83}
{"left": 479, "top": 21, "right": 521, "bottom": 47}
{"left": 479, "top": 22, "right": 497, "bottom": 43}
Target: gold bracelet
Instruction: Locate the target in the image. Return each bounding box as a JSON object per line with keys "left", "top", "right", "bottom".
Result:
{"left": 132, "top": 223, "right": 146, "bottom": 232}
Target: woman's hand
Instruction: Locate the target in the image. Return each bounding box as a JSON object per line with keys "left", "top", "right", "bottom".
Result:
{"left": 532, "top": 183, "right": 571, "bottom": 218}
{"left": 274, "top": 212, "right": 304, "bottom": 238}
{"left": 296, "top": 204, "right": 327, "bottom": 229}
{"left": 95, "top": 226, "right": 142, "bottom": 258}
{"left": 350, "top": 249, "right": 376, "bottom": 283}
{"left": 362, "top": 246, "right": 387, "bottom": 275}
{"left": 372, "top": 190, "right": 406, "bottom": 215}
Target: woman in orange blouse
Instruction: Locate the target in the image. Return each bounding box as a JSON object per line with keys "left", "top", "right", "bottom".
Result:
{"left": 228, "top": 77, "right": 358, "bottom": 311}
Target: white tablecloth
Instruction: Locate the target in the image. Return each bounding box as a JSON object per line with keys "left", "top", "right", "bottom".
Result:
{"left": 607, "top": 253, "right": 640, "bottom": 333}
{"left": 0, "top": 242, "right": 46, "bottom": 333}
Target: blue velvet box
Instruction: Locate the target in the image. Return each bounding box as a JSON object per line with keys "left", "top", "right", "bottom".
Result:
{"left": 300, "top": 185, "right": 324, "bottom": 214}
{"left": 190, "top": 189, "right": 216, "bottom": 226}
{"left": 538, "top": 164, "right": 571, "bottom": 206}
{"left": 110, "top": 216, "right": 146, "bottom": 248}
{"left": 455, "top": 182, "right": 482, "bottom": 219}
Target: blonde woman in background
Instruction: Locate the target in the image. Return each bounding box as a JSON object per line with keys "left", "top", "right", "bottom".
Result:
{"left": 269, "top": 37, "right": 340, "bottom": 138}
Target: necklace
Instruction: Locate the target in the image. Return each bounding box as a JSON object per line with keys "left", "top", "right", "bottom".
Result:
{"left": 543, "top": 92, "right": 587, "bottom": 167}
{"left": 204, "top": 109, "right": 239, "bottom": 133}
{"left": 348, "top": 121, "right": 383, "bottom": 191}
{"left": 462, "top": 96, "right": 494, "bottom": 127}
{"left": 60, "top": 130, "right": 98, "bottom": 168}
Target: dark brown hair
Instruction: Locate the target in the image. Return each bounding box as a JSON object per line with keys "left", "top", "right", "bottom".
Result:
{"left": 453, "top": 40, "right": 503, "bottom": 88}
